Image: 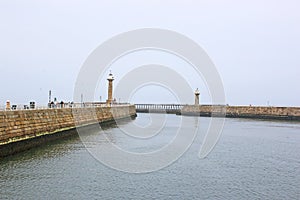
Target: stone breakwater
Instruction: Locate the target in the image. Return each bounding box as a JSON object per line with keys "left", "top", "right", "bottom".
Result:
{"left": 181, "top": 105, "right": 300, "bottom": 120}
{"left": 0, "top": 105, "right": 136, "bottom": 157}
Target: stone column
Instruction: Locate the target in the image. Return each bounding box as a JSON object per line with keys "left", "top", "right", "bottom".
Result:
{"left": 106, "top": 72, "right": 114, "bottom": 105}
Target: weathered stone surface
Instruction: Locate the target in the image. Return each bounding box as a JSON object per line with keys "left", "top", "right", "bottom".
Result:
{"left": 0, "top": 105, "right": 136, "bottom": 146}
{"left": 181, "top": 105, "right": 300, "bottom": 120}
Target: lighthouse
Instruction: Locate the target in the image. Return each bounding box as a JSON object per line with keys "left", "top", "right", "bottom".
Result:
{"left": 194, "top": 88, "right": 200, "bottom": 105}
{"left": 106, "top": 72, "right": 114, "bottom": 105}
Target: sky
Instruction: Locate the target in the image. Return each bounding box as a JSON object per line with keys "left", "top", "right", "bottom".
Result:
{"left": 0, "top": 0, "right": 299, "bottom": 106}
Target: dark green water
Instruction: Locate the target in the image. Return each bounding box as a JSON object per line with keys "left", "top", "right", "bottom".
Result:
{"left": 0, "top": 113, "right": 300, "bottom": 199}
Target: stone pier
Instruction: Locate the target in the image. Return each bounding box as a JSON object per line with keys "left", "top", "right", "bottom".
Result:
{"left": 0, "top": 105, "right": 136, "bottom": 157}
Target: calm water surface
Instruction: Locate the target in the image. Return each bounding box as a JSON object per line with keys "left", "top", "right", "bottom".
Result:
{"left": 0, "top": 113, "right": 300, "bottom": 199}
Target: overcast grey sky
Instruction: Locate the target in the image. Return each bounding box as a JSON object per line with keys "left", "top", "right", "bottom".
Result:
{"left": 0, "top": 0, "right": 299, "bottom": 106}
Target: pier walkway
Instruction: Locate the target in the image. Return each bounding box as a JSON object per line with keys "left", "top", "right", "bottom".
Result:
{"left": 135, "top": 104, "right": 184, "bottom": 114}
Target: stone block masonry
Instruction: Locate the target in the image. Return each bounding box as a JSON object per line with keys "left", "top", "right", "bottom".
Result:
{"left": 181, "top": 105, "right": 300, "bottom": 121}
{"left": 0, "top": 105, "right": 136, "bottom": 157}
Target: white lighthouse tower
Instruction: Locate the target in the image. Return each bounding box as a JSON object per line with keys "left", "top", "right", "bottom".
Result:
{"left": 194, "top": 88, "right": 200, "bottom": 105}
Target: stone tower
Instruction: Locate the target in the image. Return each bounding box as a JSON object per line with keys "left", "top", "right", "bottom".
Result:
{"left": 194, "top": 88, "right": 200, "bottom": 105}
{"left": 106, "top": 72, "right": 114, "bottom": 105}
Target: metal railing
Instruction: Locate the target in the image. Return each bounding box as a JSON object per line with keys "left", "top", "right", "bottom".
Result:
{"left": 135, "top": 104, "right": 186, "bottom": 114}
{"left": 0, "top": 102, "right": 131, "bottom": 111}
{"left": 135, "top": 104, "right": 185, "bottom": 110}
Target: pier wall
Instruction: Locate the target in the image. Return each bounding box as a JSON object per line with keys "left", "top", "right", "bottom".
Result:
{"left": 0, "top": 105, "right": 136, "bottom": 156}
{"left": 182, "top": 105, "right": 300, "bottom": 120}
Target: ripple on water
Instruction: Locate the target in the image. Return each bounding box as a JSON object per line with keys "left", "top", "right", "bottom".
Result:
{"left": 0, "top": 114, "right": 299, "bottom": 199}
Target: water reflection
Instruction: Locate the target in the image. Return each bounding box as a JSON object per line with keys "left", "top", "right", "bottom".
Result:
{"left": 0, "top": 114, "right": 300, "bottom": 199}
